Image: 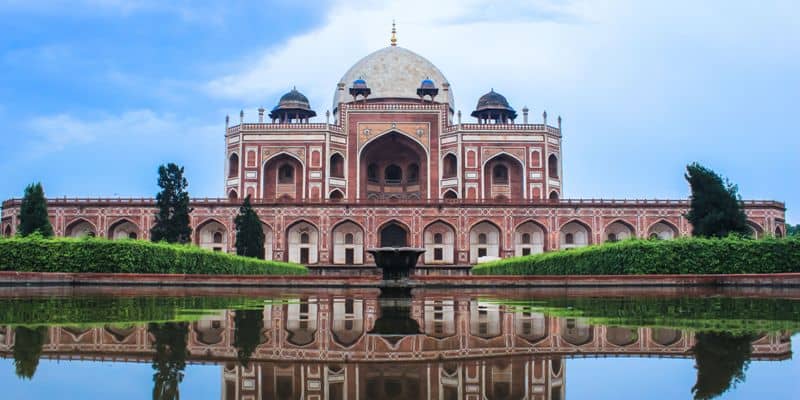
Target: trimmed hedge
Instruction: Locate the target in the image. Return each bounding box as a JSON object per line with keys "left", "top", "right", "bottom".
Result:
{"left": 472, "top": 236, "right": 800, "bottom": 275}
{"left": 0, "top": 236, "right": 307, "bottom": 275}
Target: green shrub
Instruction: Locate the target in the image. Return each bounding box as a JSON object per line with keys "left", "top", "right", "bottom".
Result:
{"left": 0, "top": 236, "right": 306, "bottom": 276}
{"left": 472, "top": 236, "right": 800, "bottom": 275}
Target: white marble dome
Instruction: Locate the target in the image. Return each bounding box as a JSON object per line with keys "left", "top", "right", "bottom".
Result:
{"left": 333, "top": 46, "right": 454, "bottom": 114}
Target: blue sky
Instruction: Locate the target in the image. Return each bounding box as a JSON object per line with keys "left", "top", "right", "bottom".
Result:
{"left": 1, "top": 0, "right": 798, "bottom": 222}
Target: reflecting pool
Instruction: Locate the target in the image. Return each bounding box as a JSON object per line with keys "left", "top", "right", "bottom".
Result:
{"left": 1, "top": 286, "right": 799, "bottom": 399}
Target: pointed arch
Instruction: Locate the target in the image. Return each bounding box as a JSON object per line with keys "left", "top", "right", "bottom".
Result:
{"left": 481, "top": 152, "right": 526, "bottom": 200}
{"left": 560, "top": 318, "right": 593, "bottom": 346}
{"left": 514, "top": 220, "right": 547, "bottom": 255}
{"left": 469, "top": 220, "right": 502, "bottom": 264}
{"left": 286, "top": 219, "right": 319, "bottom": 264}
{"left": 227, "top": 189, "right": 239, "bottom": 200}
{"left": 262, "top": 151, "right": 306, "bottom": 200}
{"left": 647, "top": 219, "right": 679, "bottom": 240}
{"left": 651, "top": 328, "right": 682, "bottom": 347}
{"left": 195, "top": 218, "right": 228, "bottom": 252}
{"left": 65, "top": 218, "right": 97, "bottom": 238}
{"left": 3, "top": 224, "right": 11, "bottom": 238}
{"left": 442, "top": 189, "right": 458, "bottom": 200}
{"left": 108, "top": 218, "right": 140, "bottom": 240}
{"left": 228, "top": 152, "right": 240, "bottom": 178}
{"left": 442, "top": 152, "right": 458, "bottom": 179}
{"left": 261, "top": 221, "right": 274, "bottom": 261}
{"left": 331, "top": 219, "right": 365, "bottom": 265}
{"left": 606, "top": 326, "right": 639, "bottom": 347}
{"left": 378, "top": 219, "right": 411, "bottom": 247}
{"left": 329, "top": 152, "right": 345, "bottom": 179}
{"left": 745, "top": 220, "right": 764, "bottom": 239}
{"left": 329, "top": 188, "right": 345, "bottom": 201}
{"left": 548, "top": 154, "right": 559, "bottom": 179}
{"left": 560, "top": 219, "right": 591, "bottom": 249}
{"left": 774, "top": 225, "right": 784, "bottom": 238}
{"left": 515, "top": 311, "right": 548, "bottom": 345}
{"left": 549, "top": 191, "right": 559, "bottom": 201}
{"left": 423, "top": 219, "right": 456, "bottom": 264}
{"left": 603, "top": 219, "right": 636, "bottom": 243}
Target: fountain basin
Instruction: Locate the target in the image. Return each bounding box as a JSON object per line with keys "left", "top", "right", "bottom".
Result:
{"left": 367, "top": 247, "right": 426, "bottom": 281}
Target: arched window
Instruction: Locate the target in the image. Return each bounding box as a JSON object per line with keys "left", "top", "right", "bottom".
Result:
{"left": 228, "top": 153, "right": 239, "bottom": 178}
{"left": 367, "top": 163, "right": 379, "bottom": 183}
{"left": 228, "top": 190, "right": 238, "bottom": 200}
{"left": 278, "top": 164, "right": 294, "bottom": 184}
{"left": 434, "top": 233, "right": 443, "bottom": 244}
{"left": 407, "top": 163, "right": 419, "bottom": 183}
{"left": 213, "top": 232, "right": 223, "bottom": 244}
{"left": 443, "top": 190, "right": 458, "bottom": 200}
{"left": 478, "top": 233, "right": 488, "bottom": 245}
{"left": 300, "top": 232, "right": 310, "bottom": 244}
{"left": 330, "top": 154, "right": 344, "bottom": 178}
{"left": 493, "top": 164, "right": 509, "bottom": 184}
{"left": 384, "top": 165, "right": 402, "bottom": 184}
{"left": 548, "top": 154, "right": 559, "bottom": 179}
{"left": 565, "top": 233, "right": 574, "bottom": 245}
{"left": 549, "top": 191, "right": 559, "bottom": 200}
{"left": 522, "top": 233, "right": 531, "bottom": 244}
{"left": 443, "top": 154, "right": 458, "bottom": 179}
{"left": 344, "top": 233, "right": 354, "bottom": 245}
{"left": 329, "top": 190, "right": 344, "bottom": 201}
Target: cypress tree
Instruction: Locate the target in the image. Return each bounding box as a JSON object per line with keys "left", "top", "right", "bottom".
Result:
{"left": 685, "top": 163, "right": 749, "bottom": 238}
{"left": 150, "top": 164, "right": 193, "bottom": 244}
{"left": 233, "top": 309, "right": 264, "bottom": 366}
{"left": 18, "top": 182, "right": 54, "bottom": 237}
{"left": 234, "top": 195, "right": 265, "bottom": 258}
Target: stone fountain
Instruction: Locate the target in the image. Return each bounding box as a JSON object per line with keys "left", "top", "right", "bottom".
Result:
{"left": 367, "top": 247, "right": 426, "bottom": 282}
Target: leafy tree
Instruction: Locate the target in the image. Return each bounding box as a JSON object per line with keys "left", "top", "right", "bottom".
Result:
{"left": 233, "top": 309, "right": 265, "bottom": 366}
{"left": 691, "top": 332, "right": 755, "bottom": 399}
{"left": 787, "top": 224, "right": 799, "bottom": 237}
{"left": 17, "top": 183, "right": 54, "bottom": 237}
{"left": 234, "top": 196, "right": 265, "bottom": 259}
{"left": 149, "top": 322, "right": 188, "bottom": 400}
{"left": 685, "top": 163, "right": 749, "bottom": 237}
{"left": 150, "top": 164, "right": 192, "bottom": 244}
{"left": 13, "top": 326, "right": 48, "bottom": 379}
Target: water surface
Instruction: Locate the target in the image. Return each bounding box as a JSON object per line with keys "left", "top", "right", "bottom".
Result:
{"left": 1, "top": 286, "right": 798, "bottom": 399}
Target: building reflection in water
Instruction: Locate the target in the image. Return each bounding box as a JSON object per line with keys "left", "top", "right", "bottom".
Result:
{"left": 0, "top": 288, "right": 792, "bottom": 399}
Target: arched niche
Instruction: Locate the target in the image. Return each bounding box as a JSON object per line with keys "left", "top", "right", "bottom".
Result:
{"left": 285, "top": 298, "right": 318, "bottom": 347}
{"left": 331, "top": 298, "right": 364, "bottom": 347}
{"left": 423, "top": 221, "right": 455, "bottom": 264}
{"left": 287, "top": 221, "right": 318, "bottom": 264}
{"left": 108, "top": 219, "right": 139, "bottom": 240}
{"left": 515, "top": 221, "right": 545, "bottom": 256}
{"left": 560, "top": 318, "right": 593, "bottom": 346}
{"left": 469, "top": 221, "right": 501, "bottom": 264}
{"left": 560, "top": 221, "right": 590, "bottom": 249}
{"left": 514, "top": 311, "right": 548, "bottom": 344}
{"left": 379, "top": 221, "right": 409, "bottom": 247}
{"left": 359, "top": 131, "right": 427, "bottom": 200}
{"left": 228, "top": 153, "right": 239, "bottom": 178}
{"left": 648, "top": 221, "right": 679, "bottom": 240}
{"left": 65, "top": 219, "right": 96, "bottom": 238}
{"left": 604, "top": 221, "right": 635, "bottom": 243}
{"left": 483, "top": 154, "right": 524, "bottom": 200}
{"left": 263, "top": 154, "right": 304, "bottom": 200}
{"left": 329, "top": 153, "right": 345, "bottom": 179}
{"left": 331, "top": 221, "right": 364, "bottom": 265}
{"left": 442, "top": 153, "right": 457, "bottom": 179}
{"left": 262, "top": 222, "right": 273, "bottom": 261}
{"left": 197, "top": 219, "right": 228, "bottom": 252}
{"left": 469, "top": 300, "right": 501, "bottom": 339}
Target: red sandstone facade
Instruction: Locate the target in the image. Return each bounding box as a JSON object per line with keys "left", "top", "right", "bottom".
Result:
{"left": 0, "top": 42, "right": 787, "bottom": 265}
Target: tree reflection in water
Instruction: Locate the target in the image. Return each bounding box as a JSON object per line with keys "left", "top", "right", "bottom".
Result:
{"left": 691, "top": 332, "right": 756, "bottom": 399}
{"left": 233, "top": 309, "right": 264, "bottom": 366}
{"left": 12, "top": 326, "right": 47, "bottom": 380}
{"left": 149, "top": 322, "right": 189, "bottom": 400}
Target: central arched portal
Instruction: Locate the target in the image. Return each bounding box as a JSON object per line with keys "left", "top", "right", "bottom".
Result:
{"left": 379, "top": 222, "right": 408, "bottom": 247}
{"left": 360, "top": 132, "right": 427, "bottom": 200}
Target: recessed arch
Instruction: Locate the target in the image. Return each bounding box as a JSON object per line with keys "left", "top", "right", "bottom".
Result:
{"left": 424, "top": 220, "right": 456, "bottom": 264}
{"left": 481, "top": 152, "right": 525, "bottom": 200}
{"left": 775, "top": 225, "right": 784, "bottom": 238}
{"left": 329, "top": 188, "right": 345, "bottom": 201}
{"left": 358, "top": 130, "right": 430, "bottom": 200}
{"left": 108, "top": 218, "right": 139, "bottom": 240}
{"left": 606, "top": 326, "right": 639, "bottom": 347}
{"left": 261, "top": 222, "right": 273, "bottom": 261}
{"left": 3, "top": 225, "right": 11, "bottom": 237}
{"left": 515, "top": 311, "right": 548, "bottom": 344}
{"left": 549, "top": 191, "right": 559, "bottom": 200}
{"left": 228, "top": 152, "right": 239, "bottom": 178}
{"left": 195, "top": 218, "right": 228, "bottom": 252}
{"left": 647, "top": 220, "right": 679, "bottom": 240}
{"left": 329, "top": 152, "right": 345, "bottom": 179}
{"left": 331, "top": 220, "right": 364, "bottom": 265}
{"left": 560, "top": 318, "right": 593, "bottom": 346}
{"left": 469, "top": 220, "right": 501, "bottom": 264}
{"left": 65, "top": 218, "right": 97, "bottom": 238}
{"left": 745, "top": 220, "right": 764, "bottom": 239}
{"left": 442, "top": 153, "right": 458, "bottom": 179}
{"left": 285, "top": 298, "right": 318, "bottom": 347}
{"left": 514, "top": 220, "right": 547, "bottom": 256}
{"left": 378, "top": 219, "right": 410, "bottom": 247}
{"left": 560, "top": 219, "right": 591, "bottom": 249}
{"left": 442, "top": 189, "right": 458, "bottom": 200}
{"left": 604, "top": 219, "right": 635, "bottom": 242}
{"left": 469, "top": 300, "right": 502, "bottom": 340}
{"left": 227, "top": 189, "right": 239, "bottom": 200}
{"left": 262, "top": 151, "right": 306, "bottom": 200}
{"left": 548, "top": 154, "right": 559, "bottom": 179}
{"left": 193, "top": 318, "right": 226, "bottom": 346}
{"left": 286, "top": 220, "right": 319, "bottom": 264}
{"left": 331, "top": 297, "right": 364, "bottom": 347}
{"left": 651, "top": 328, "right": 682, "bottom": 347}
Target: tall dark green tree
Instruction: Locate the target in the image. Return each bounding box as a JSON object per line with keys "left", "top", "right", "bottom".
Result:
{"left": 685, "top": 163, "right": 749, "bottom": 237}
{"left": 233, "top": 309, "right": 265, "bottom": 366}
{"left": 150, "top": 164, "right": 192, "bottom": 244}
{"left": 234, "top": 195, "right": 265, "bottom": 258}
{"left": 691, "top": 332, "right": 755, "bottom": 399}
{"left": 149, "top": 322, "right": 189, "bottom": 400}
{"left": 787, "top": 224, "right": 799, "bottom": 237}
{"left": 17, "top": 183, "right": 54, "bottom": 237}
{"left": 13, "top": 326, "right": 48, "bottom": 379}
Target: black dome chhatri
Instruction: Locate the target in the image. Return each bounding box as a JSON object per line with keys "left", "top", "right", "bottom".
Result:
{"left": 471, "top": 89, "right": 517, "bottom": 123}
{"left": 269, "top": 87, "right": 317, "bottom": 123}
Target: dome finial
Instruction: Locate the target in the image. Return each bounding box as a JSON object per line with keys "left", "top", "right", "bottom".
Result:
{"left": 390, "top": 20, "right": 397, "bottom": 47}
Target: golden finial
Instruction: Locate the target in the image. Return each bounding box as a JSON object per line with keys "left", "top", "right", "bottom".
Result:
{"left": 390, "top": 20, "right": 397, "bottom": 46}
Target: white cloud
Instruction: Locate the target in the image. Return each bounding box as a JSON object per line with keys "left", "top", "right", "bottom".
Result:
{"left": 26, "top": 110, "right": 217, "bottom": 155}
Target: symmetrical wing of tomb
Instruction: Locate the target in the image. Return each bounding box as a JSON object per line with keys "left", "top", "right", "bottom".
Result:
{"left": 0, "top": 291, "right": 791, "bottom": 399}
{"left": 0, "top": 29, "right": 786, "bottom": 265}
